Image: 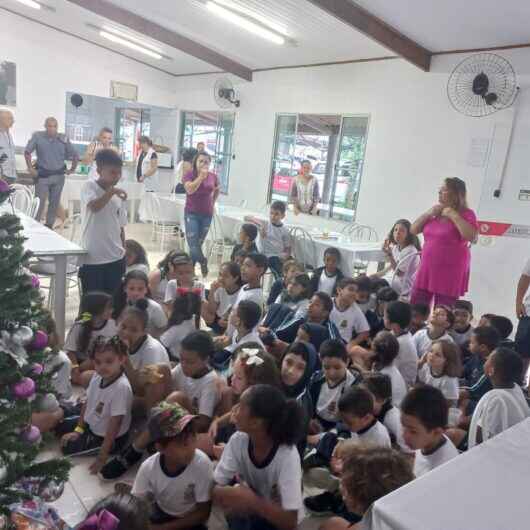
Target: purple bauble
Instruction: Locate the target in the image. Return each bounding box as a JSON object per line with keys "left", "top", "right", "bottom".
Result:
{"left": 21, "top": 425, "right": 41, "bottom": 444}
{"left": 30, "top": 363, "right": 44, "bottom": 376}
{"left": 12, "top": 377, "right": 36, "bottom": 399}
{"left": 30, "top": 330, "right": 48, "bottom": 350}
{"left": 0, "top": 179, "right": 9, "bottom": 193}
{"left": 31, "top": 275, "right": 40, "bottom": 289}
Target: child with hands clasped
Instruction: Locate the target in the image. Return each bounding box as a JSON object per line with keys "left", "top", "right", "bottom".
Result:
{"left": 213, "top": 384, "right": 304, "bottom": 530}
{"left": 132, "top": 402, "right": 213, "bottom": 530}
{"left": 164, "top": 253, "right": 206, "bottom": 312}
{"left": 60, "top": 336, "right": 133, "bottom": 475}
{"left": 64, "top": 292, "right": 117, "bottom": 388}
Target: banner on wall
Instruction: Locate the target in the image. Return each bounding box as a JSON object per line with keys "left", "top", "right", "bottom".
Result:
{"left": 478, "top": 220, "right": 530, "bottom": 239}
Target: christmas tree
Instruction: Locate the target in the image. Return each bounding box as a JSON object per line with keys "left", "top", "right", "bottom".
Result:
{"left": 0, "top": 180, "right": 70, "bottom": 518}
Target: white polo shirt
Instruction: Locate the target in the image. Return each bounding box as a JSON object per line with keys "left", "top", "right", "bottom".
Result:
{"left": 129, "top": 335, "right": 169, "bottom": 370}
{"left": 80, "top": 180, "right": 127, "bottom": 265}
{"left": 413, "top": 436, "right": 459, "bottom": 477}
{"left": 171, "top": 365, "right": 219, "bottom": 418}
{"left": 330, "top": 300, "right": 370, "bottom": 343}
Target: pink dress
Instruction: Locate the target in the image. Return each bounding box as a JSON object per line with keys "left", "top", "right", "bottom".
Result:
{"left": 413, "top": 208, "right": 478, "bottom": 297}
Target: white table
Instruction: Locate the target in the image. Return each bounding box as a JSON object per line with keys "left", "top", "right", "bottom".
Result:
{"left": 18, "top": 213, "right": 86, "bottom": 339}
{"left": 153, "top": 194, "right": 386, "bottom": 275}
{"left": 364, "top": 418, "right": 530, "bottom": 530}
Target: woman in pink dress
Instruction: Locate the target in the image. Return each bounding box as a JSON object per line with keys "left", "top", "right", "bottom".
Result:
{"left": 411, "top": 177, "right": 478, "bottom": 307}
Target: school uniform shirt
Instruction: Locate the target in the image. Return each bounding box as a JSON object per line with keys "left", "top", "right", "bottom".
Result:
{"left": 214, "top": 432, "right": 304, "bottom": 523}
{"left": 64, "top": 319, "right": 118, "bottom": 360}
{"left": 153, "top": 274, "right": 169, "bottom": 304}
{"left": 468, "top": 384, "right": 530, "bottom": 448}
{"left": 171, "top": 365, "right": 219, "bottom": 418}
{"left": 450, "top": 325, "right": 474, "bottom": 347}
{"left": 378, "top": 404, "right": 413, "bottom": 454}
{"left": 258, "top": 221, "right": 290, "bottom": 258}
{"left": 413, "top": 435, "right": 459, "bottom": 477}
{"left": 84, "top": 373, "right": 133, "bottom": 438}
{"left": 330, "top": 300, "right": 370, "bottom": 343}
{"left": 318, "top": 271, "right": 339, "bottom": 297}
{"left": 132, "top": 450, "right": 213, "bottom": 517}
{"left": 390, "top": 244, "right": 419, "bottom": 300}
{"left": 164, "top": 279, "right": 206, "bottom": 303}
{"left": 413, "top": 328, "right": 454, "bottom": 359}
{"left": 46, "top": 350, "right": 72, "bottom": 401}
{"left": 348, "top": 419, "right": 391, "bottom": 448}
{"left": 142, "top": 298, "right": 168, "bottom": 334}
{"left": 418, "top": 365, "right": 459, "bottom": 402}
{"left": 136, "top": 147, "right": 158, "bottom": 192}
{"left": 80, "top": 179, "right": 127, "bottom": 265}
{"left": 214, "top": 286, "right": 242, "bottom": 318}
{"left": 226, "top": 328, "right": 265, "bottom": 354}
{"left": 394, "top": 331, "right": 418, "bottom": 387}
{"left": 226, "top": 285, "right": 264, "bottom": 338}
{"left": 379, "top": 364, "right": 407, "bottom": 407}
{"left": 274, "top": 294, "right": 310, "bottom": 320}
{"left": 160, "top": 319, "right": 196, "bottom": 361}
{"left": 316, "top": 370, "right": 357, "bottom": 423}
{"left": 129, "top": 335, "right": 170, "bottom": 371}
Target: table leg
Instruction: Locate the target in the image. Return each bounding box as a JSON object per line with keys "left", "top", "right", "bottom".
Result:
{"left": 54, "top": 255, "right": 67, "bottom": 340}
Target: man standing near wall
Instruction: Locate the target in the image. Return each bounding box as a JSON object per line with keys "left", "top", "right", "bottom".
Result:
{"left": 0, "top": 109, "right": 17, "bottom": 184}
{"left": 24, "top": 117, "right": 78, "bottom": 228}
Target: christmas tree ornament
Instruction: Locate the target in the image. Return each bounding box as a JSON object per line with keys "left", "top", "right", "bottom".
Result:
{"left": 12, "top": 377, "right": 36, "bottom": 399}
{"left": 37, "top": 478, "right": 65, "bottom": 502}
{"left": 35, "top": 393, "right": 59, "bottom": 413}
{"left": 30, "top": 363, "right": 44, "bottom": 376}
{"left": 12, "top": 326, "right": 34, "bottom": 346}
{"left": 21, "top": 425, "right": 41, "bottom": 444}
{"left": 31, "top": 275, "right": 40, "bottom": 289}
{"left": 0, "top": 179, "right": 9, "bottom": 192}
{"left": 30, "top": 330, "right": 48, "bottom": 350}
{"left": 0, "top": 330, "right": 29, "bottom": 366}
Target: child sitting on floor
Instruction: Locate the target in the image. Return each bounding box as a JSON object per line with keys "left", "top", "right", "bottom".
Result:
{"left": 60, "top": 336, "right": 133, "bottom": 475}
{"left": 132, "top": 402, "right": 213, "bottom": 529}
{"left": 213, "top": 384, "right": 304, "bottom": 530}
{"left": 400, "top": 385, "right": 458, "bottom": 477}
{"left": 125, "top": 239, "right": 149, "bottom": 276}
{"left": 148, "top": 250, "right": 181, "bottom": 304}
{"left": 410, "top": 302, "right": 430, "bottom": 335}
{"left": 267, "top": 259, "right": 304, "bottom": 306}
{"left": 160, "top": 290, "right": 202, "bottom": 362}
{"left": 413, "top": 305, "right": 455, "bottom": 358}
{"left": 309, "top": 247, "right": 344, "bottom": 297}
{"left": 64, "top": 291, "right": 117, "bottom": 388}
{"left": 230, "top": 222, "right": 258, "bottom": 262}
{"left": 353, "top": 275, "right": 374, "bottom": 314}
{"left": 113, "top": 270, "right": 168, "bottom": 338}
{"left": 274, "top": 272, "right": 312, "bottom": 317}
{"left": 203, "top": 261, "right": 243, "bottom": 335}
{"left": 450, "top": 300, "right": 474, "bottom": 348}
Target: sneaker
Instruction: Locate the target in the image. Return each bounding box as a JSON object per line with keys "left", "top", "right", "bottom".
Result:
{"left": 304, "top": 491, "right": 342, "bottom": 516}
{"left": 99, "top": 446, "right": 142, "bottom": 480}
{"left": 200, "top": 261, "right": 209, "bottom": 278}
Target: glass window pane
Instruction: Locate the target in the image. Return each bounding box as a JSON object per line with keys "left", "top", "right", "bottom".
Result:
{"left": 270, "top": 115, "right": 297, "bottom": 202}
{"left": 330, "top": 116, "right": 369, "bottom": 221}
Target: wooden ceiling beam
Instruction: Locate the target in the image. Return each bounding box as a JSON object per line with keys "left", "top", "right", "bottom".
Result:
{"left": 66, "top": 0, "right": 253, "bottom": 81}
{"left": 306, "top": 0, "right": 431, "bottom": 71}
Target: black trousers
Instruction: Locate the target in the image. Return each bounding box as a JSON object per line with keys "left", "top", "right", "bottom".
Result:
{"left": 79, "top": 257, "right": 126, "bottom": 295}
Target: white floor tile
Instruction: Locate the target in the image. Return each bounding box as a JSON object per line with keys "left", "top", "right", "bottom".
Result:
{"left": 49, "top": 481, "right": 87, "bottom": 527}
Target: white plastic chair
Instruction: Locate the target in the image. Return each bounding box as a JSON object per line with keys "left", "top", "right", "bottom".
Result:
{"left": 30, "top": 214, "right": 82, "bottom": 308}
{"left": 347, "top": 224, "right": 379, "bottom": 242}
{"left": 206, "top": 209, "right": 236, "bottom": 266}
{"left": 144, "top": 193, "right": 185, "bottom": 252}
{"left": 340, "top": 222, "right": 359, "bottom": 236}
{"left": 10, "top": 184, "right": 33, "bottom": 215}
{"left": 29, "top": 196, "right": 40, "bottom": 219}
{"left": 289, "top": 226, "right": 317, "bottom": 271}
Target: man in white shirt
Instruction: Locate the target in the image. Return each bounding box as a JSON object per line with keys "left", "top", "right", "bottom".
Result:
{"left": 0, "top": 109, "right": 17, "bottom": 183}
{"left": 79, "top": 149, "right": 127, "bottom": 294}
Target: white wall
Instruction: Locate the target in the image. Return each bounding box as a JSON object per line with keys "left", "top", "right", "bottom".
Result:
{"left": 174, "top": 50, "right": 530, "bottom": 322}
{"left": 1, "top": 10, "right": 176, "bottom": 145}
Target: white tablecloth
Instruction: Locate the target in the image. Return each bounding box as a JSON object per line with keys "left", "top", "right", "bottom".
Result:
{"left": 152, "top": 194, "right": 385, "bottom": 275}
{"left": 365, "top": 418, "right": 530, "bottom": 530}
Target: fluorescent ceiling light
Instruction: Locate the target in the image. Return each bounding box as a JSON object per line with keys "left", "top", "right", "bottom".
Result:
{"left": 13, "top": 0, "right": 41, "bottom": 9}
{"left": 102, "top": 26, "right": 163, "bottom": 53}
{"left": 212, "top": 0, "right": 289, "bottom": 36}
{"left": 99, "top": 31, "right": 163, "bottom": 59}
{"left": 206, "top": 1, "right": 285, "bottom": 45}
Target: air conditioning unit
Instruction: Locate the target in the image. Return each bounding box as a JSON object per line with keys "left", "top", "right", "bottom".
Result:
{"left": 110, "top": 81, "right": 138, "bottom": 101}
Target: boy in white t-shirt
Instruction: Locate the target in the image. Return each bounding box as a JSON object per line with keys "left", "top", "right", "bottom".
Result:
{"left": 132, "top": 402, "right": 213, "bottom": 529}
{"left": 246, "top": 201, "right": 291, "bottom": 278}
{"left": 400, "top": 385, "right": 458, "bottom": 477}
{"left": 384, "top": 300, "right": 418, "bottom": 387}
{"left": 414, "top": 305, "right": 455, "bottom": 359}
{"left": 330, "top": 278, "right": 370, "bottom": 349}
{"left": 79, "top": 149, "right": 128, "bottom": 295}
{"left": 309, "top": 247, "right": 345, "bottom": 297}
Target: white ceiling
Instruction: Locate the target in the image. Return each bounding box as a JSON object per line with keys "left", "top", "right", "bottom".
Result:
{"left": 2, "top": 0, "right": 530, "bottom": 77}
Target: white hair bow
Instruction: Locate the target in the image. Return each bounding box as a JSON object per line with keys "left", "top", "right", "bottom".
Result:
{"left": 240, "top": 348, "right": 264, "bottom": 366}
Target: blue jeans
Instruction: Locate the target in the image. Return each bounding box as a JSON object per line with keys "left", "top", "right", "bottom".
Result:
{"left": 184, "top": 212, "right": 212, "bottom": 266}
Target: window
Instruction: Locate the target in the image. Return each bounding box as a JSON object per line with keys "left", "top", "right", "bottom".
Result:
{"left": 269, "top": 114, "right": 369, "bottom": 221}
{"left": 179, "top": 111, "right": 235, "bottom": 194}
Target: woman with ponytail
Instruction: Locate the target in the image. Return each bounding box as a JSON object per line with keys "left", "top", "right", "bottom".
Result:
{"left": 213, "top": 384, "right": 304, "bottom": 530}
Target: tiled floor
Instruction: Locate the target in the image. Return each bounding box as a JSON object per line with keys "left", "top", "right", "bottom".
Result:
{"left": 38, "top": 222, "right": 326, "bottom": 529}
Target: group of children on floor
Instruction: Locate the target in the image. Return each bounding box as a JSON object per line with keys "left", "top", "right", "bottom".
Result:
{"left": 36, "top": 208, "right": 530, "bottom": 530}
